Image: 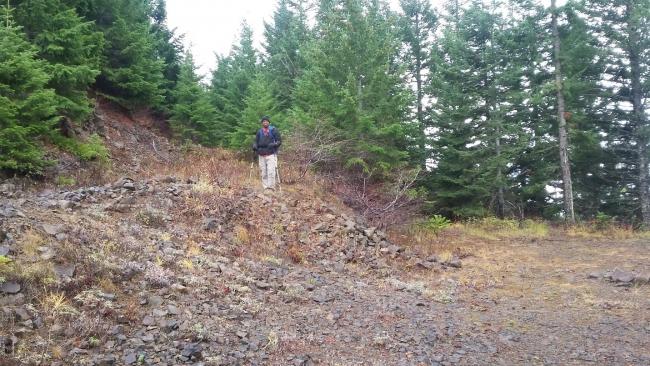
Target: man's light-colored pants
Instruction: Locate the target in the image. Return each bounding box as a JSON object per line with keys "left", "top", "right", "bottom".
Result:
{"left": 258, "top": 154, "right": 278, "bottom": 189}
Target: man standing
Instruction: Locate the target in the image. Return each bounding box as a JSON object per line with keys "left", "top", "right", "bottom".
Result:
{"left": 253, "top": 115, "right": 281, "bottom": 189}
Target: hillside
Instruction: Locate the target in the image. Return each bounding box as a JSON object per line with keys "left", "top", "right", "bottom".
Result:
{"left": 1, "top": 103, "right": 649, "bottom": 365}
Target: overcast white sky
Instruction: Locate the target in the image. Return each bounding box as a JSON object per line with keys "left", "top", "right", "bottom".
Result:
{"left": 166, "top": 0, "right": 275, "bottom": 77}
{"left": 166, "top": 0, "right": 562, "bottom": 78}
{"left": 166, "top": 0, "right": 404, "bottom": 77}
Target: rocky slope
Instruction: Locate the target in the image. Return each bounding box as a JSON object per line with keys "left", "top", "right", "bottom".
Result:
{"left": 1, "top": 103, "right": 649, "bottom": 366}
{"left": 0, "top": 103, "right": 462, "bottom": 365}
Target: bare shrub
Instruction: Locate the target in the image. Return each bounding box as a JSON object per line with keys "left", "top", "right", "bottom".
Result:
{"left": 277, "top": 121, "right": 423, "bottom": 227}
{"left": 279, "top": 122, "right": 346, "bottom": 184}
{"left": 331, "top": 166, "right": 423, "bottom": 228}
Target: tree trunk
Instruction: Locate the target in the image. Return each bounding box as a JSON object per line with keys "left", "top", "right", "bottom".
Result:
{"left": 496, "top": 129, "right": 505, "bottom": 219}
{"left": 551, "top": 0, "right": 575, "bottom": 225}
{"left": 415, "top": 12, "right": 425, "bottom": 164}
{"left": 357, "top": 77, "right": 363, "bottom": 112}
{"left": 627, "top": 1, "right": 650, "bottom": 227}
{"left": 484, "top": 63, "right": 504, "bottom": 218}
{"left": 6, "top": 0, "right": 10, "bottom": 28}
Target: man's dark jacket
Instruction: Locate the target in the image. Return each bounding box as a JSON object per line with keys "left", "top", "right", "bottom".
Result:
{"left": 253, "top": 126, "right": 281, "bottom": 156}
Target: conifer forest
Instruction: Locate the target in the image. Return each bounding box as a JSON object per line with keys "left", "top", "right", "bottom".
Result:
{"left": 1, "top": 0, "right": 649, "bottom": 227}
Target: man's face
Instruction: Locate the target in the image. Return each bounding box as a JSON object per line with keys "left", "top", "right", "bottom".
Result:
{"left": 262, "top": 120, "right": 270, "bottom": 128}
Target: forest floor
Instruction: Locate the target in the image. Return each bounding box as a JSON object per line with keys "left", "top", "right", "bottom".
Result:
{"left": 1, "top": 102, "right": 648, "bottom": 366}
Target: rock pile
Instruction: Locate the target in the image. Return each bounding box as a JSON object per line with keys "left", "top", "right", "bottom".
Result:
{"left": 588, "top": 269, "right": 650, "bottom": 286}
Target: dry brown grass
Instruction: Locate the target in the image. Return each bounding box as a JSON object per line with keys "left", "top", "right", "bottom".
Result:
{"left": 233, "top": 225, "right": 250, "bottom": 246}
{"left": 49, "top": 345, "right": 65, "bottom": 360}
{"left": 566, "top": 224, "right": 650, "bottom": 240}
{"left": 12, "top": 261, "right": 56, "bottom": 287}
{"left": 19, "top": 230, "right": 46, "bottom": 257}
{"left": 40, "top": 292, "right": 76, "bottom": 318}
{"left": 186, "top": 240, "right": 202, "bottom": 257}
{"left": 97, "top": 277, "right": 119, "bottom": 294}
{"left": 136, "top": 208, "right": 166, "bottom": 228}
{"left": 151, "top": 147, "right": 250, "bottom": 186}
{"left": 180, "top": 258, "right": 194, "bottom": 270}
{"left": 287, "top": 243, "right": 306, "bottom": 264}
{"left": 122, "top": 295, "right": 143, "bottom": 323}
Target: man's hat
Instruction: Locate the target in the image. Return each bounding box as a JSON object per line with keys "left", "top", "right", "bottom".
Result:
{"left": 260, "top": 115, "right": 271, "bottom": 123}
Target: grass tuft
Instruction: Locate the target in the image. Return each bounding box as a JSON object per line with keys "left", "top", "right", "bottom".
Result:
{"left": 287, "top": 244, "right": 305, "bottom": 264}
{"left": 233, "top": 225, "right": 250, "bottom": 246}
{"left": 191, "top": 179, "right": 216, "bottom": 195}
{"left": 20, "top": 230, "right": 46, "bottom": 257}
{"left": 55, "top": 175, "right": 76, "bottom": 187}
{"left": 463, "top": 217, "right": 549, "bottom": 239}
{"left": 41, "top": 292, "right": 77, "bottom": 318}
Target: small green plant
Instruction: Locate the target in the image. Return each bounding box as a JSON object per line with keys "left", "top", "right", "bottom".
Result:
{"left": 51, "top": 133, "right": 109, "bottom": 162}
{"left": 263, "top": 331, "right": 279, "bottom": 351}
{"left": 0, "top": 255, "right": 13, "bottom": 284}
{"left": 595, "top": 212, "right": 615, "bottom": 231}
{"left": 192, "top": 323, "right": 208, "bottom": 341}
{"left": 55, "top": 175, "right": 76, "bottom": 187}
{"left": 88, "top": 336, "right": 100, "bottom": 348}
{"left": 423, "top": 215, "right": 452, "bottom": 235}
{"left": 136, "top": 209, "right": 166, "bottom": 228}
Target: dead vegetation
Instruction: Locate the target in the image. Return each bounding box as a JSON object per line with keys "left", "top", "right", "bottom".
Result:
{"left": 2, "top": 102, "right": 649, "bottom": 365}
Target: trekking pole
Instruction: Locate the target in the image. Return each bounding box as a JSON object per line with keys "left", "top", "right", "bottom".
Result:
{"left": 275, "top": 156, "right": 282, "bottom": 193}
{"left": 249, "top": 150, "right": 255, "bottom": 181}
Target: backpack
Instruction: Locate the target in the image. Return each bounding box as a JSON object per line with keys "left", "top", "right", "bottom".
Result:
{"left": 257, "top": 126, "right": 278, "bottom": 143}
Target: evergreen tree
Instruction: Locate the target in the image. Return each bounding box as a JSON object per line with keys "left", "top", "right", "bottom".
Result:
{"left": 551, "top": 0, "right": 576, "bottom": 224}
{"left": 229, "top": 73, "right": 280, "bottom": 151}
{"left": 580, "top": 0, "right": 650, "bottom": 225}
{"left": 429, "top": 2, "right": 517, "bottom": 218}
{"left": 14, "top": 0, "right": 103, "bottom": 122}
{"left": 547, "top": 1, "right": 607, "bottom": 220}
{"left": 398, "top": 0, "right": 437, "bottom": 167}
{"left": 0, "top": 11, "right": 58, "bottom": 173}
{"left": 148, "top": 0, "right": 184, "bottom": 112}
{"left": 69, "top": 0, "right": 166, "bottom": 109}
{"left": 292, "top": 0, "right": 410, "bottom": 176}
{"left": 208, "top": 22, "right": 258, "bottom": 145}
{"left": 169, "top": 51, "right": 218, "bottom": 146}
{"left": 208, "top": 55, "right": 234, "bottom": 143}
{"left": 263, "top": 0, "right": 310, "bottom": 112}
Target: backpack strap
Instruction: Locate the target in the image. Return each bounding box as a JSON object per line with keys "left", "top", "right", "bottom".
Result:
{"left": 257, "top": 127, "right": 278, "bottom": 144}
{"left": 269, "top": 126, "right": 277, "bottom": 142}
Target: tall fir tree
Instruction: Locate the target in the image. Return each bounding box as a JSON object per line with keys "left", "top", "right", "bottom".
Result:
{"left": 263, "top": 0, "right": 310, "bottom": 112}
{"left": 429, "top": 2, "right": 508, "bottom": 217}
{"left": 580, "top": 0, "right": 650, "bottom": 225}
{"left": 398, "top": 0, "right": 437, "bottom": 167}
{"left": 148, "top": 0, "right": 184, "bottom": 112}
{"left": 550, "top": 0, "right": 576, "bottom": 223}
{"left": 68, "top": 0, "right": 166, "bottom": 109}
{"left": 229, "top": 73, "right": 280, "bottom": 151}
{"left": 292, "top": 0, "right": 411, "bottom": 176}
{"left": 0, "top": 8, "right": 58, "bottom": 173}
{"left": 14, "top": 0, "right": 103, "bottom": 122}
{"left": 547, "top": 1, "right": 607, "bottom": 220}
{"left": 208, "top": 22, "right": 258, "bottom": 145}
{"left": 169, "top": 51, "right": 218, "bottom": 146}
